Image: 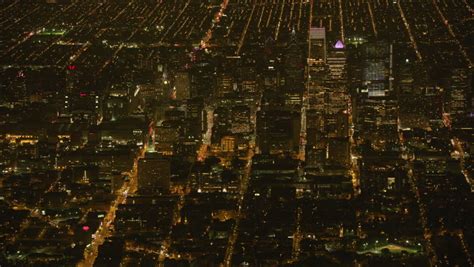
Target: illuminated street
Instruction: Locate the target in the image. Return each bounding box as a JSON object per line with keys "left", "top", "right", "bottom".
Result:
{"left": 0, "top": 0, "right": 472, "bottom": 266}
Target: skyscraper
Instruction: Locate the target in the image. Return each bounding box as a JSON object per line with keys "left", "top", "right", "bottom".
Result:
{"left": 446, "top": 68, "right": 472, "bottom": 116}
{"left": 137, "top": 154, "right": 171, "bottom": 193}
{"left": 327, "top": 40, "right": 347, "bottom": 82}
{"left": 309, "top": 27, "right": 326, "bottom": 63}
{"left": 174, "top": 72, "right": 190, "bottom": 100}
{"left": 284, "top": 30, "right": 305, "bottom": 92}
{"left": 361, "top": 42, "right": 393, "bottom": 98}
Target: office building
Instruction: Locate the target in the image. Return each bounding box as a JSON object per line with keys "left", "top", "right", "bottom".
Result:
{"left": 137, "top": 154, "right": 171, "bottom": 193}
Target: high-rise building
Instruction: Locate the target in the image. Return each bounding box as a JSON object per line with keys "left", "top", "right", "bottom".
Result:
{"left": 257, "top": 109, "right": 301, "bottom": 155}
{"left": 231, "top": 105, "right": 251, "bottom": 134}
{"left": 335, "top": 110, "right": 349, "bottom": 138}
{"left": 361, "top": 42, "right": 393, "bottom": 98}
{"left": 446, "top": 68, "right": 472, "bottom": 116}
{"left": 103, "top": 90, "right": 129, "bottom": 121}
{"left": 190, "top": 59, "right": 215, "bottom": 98}
{"left": 220, "top": 136, "right": 235, "bottom": 153}
{"left": 61, "top": 91, "right": 101, "bottom": 124}
{"left": 174, "top": 72, "right": 190, "bottom": 100}
{"left": 263, "top": 59, "right": 284, "bottom": 89}
{"left": 186, "top": 98, "right": 206, "bottom": 140}
{"left": 240, "top": 57, "right": 258, "bottom": 93}
{"left": 309, "top": 27, "right": 326, "bottom": 63}
{"left": 137, "top": 154, "right": 171, "bottom": 193}
{"left": 327, "top": 137, "right": 350, "bottom": 167}
{"left": 352, "top": 42, "right": 399, "bottom": 141}
{"left": 217, "top": 73, "right": 234, "bottom": 97}
{"left": 284, "top": 30, "right": 305, "bottom": 93}
{"left": 327, "top": 40, "right": 347, "bottom": 82}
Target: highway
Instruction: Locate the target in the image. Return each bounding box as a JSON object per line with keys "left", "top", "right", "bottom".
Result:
{"left": 398, "top": 121, "right": 438, "bottom": 266}
{"left": 235, "top": 3, "right": 256, "bottom": 55}
{"left": 77, "top": 147, "right": 145, "bottom": 267}
{"left": 298, "top": 95, "right": 307, "bottom": 161}
{"left": 431, "top": 0, "right": 472, "bottom": 67}
{"left": 290, "top": 191, "right": 303, "bottom": 263}
{"left": 274, "top": 0, "right": 286, "bottom": 40}
{"left": 222, "top": 89, "right": 259, "bottom": 266}
{"left": 223, "top": 148, "right": 254, "bottom": 267}
{"left": 201, "top": 0, "right": 229, "bottom": 49}
{"left": 366, "top": 0, "right": 377, "bottom": 38}
{"left": 451, "top": 137, "right": 473, "bottom": 192}
{"left": 157, "top": 186, "right": 186, "bottom": 267}
{"left": 197, "top": 106, "right": 214, "bottom": 162}
{"left": 396, "top": 0, "right": 423, "bottom": 62}
{"left": 348, "top": 99, "right": 360, "bottom": 197}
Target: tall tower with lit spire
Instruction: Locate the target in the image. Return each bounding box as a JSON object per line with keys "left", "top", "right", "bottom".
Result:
{"left": 284, "top": 28, "right": 305, "bottom": 92}
{"left": 146, "top": 126, "right": 156, "bottom": 153}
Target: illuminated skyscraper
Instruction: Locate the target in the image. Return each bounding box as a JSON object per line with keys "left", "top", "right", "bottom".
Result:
{"left": 174, "top": 72, "right": 190, "bottom": 100}
{"left": 137, "top": 154, "right": 171, "bottom": 193}
{"left": 327, "top": 40, "right": 347, "bottom": 82}
{"left": 361, "top": 42, "right": 393, "bottom": 98}
{"left": 446, "top": 68, "right": 472, "bottom": 116}
{"left": 309, "top": 27, "right": 326, "bottom": 63}
{"left": 284, "top": 29, "right": 305, "bottom": 92}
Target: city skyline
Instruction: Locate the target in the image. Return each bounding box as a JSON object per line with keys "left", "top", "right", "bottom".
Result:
{"left": 0, "top": 1, "right": 472, "bottom": 266}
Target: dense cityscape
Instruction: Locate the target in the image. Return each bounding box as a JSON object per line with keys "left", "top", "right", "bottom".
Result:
{"left": 0, "top": 0, "right": 473, "bottom": 266}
